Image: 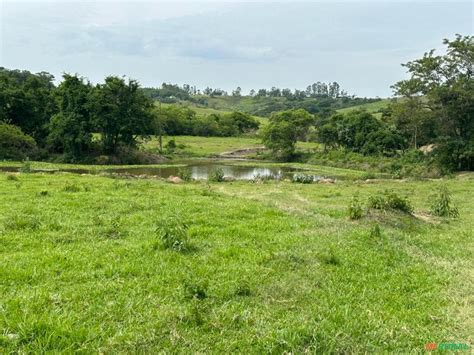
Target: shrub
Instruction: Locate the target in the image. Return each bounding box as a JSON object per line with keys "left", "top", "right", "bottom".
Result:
{"left": 367, "top": 190, "right": 413, "bottom": 214}
{"left": 367, "top": 195, "right": 386, "bottom": 210}
{"left": 165, "top": 139, "right": 177, "bottom": 153}
{"left": 178, "top": 167, "right": 192, "bottom": 181}
{"left": 430, "top": 186, "right": 459, "bottom": 218}
{"left": 156, "top": 217, "right": 190, "bottom": 252}
{"left": 0, "top": 123, "right": 38, "bottom": 160}
{"left": 209, "top": 168, "right": 225, "bottom": 182}
{"left": 292, "top": 173, "right": 314, "bottom": 184}
{"left": 385, "top": 190, "right": 413, "bottom": 213}
{"left": 348, "top": 195, "right": 364, "bottom": 220}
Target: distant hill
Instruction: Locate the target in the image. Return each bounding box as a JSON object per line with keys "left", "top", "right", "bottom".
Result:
{"left": 336, "top": 98, "right": 393, "bottom": 118}
{"left": 150, "top": 94, "right": 385, "bottom": 118}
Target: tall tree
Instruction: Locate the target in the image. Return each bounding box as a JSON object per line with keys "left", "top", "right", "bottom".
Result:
{"left": 392, "top": 34, "right": 474, "bottom": 170}
{"left": 0, "top": 68, "right": 56, "bottom": 145}
{"left": 92, "top": 76, "right": 154, "bottom": 153}
{"left": 47, "top": 74, "right": 94, "bottom": 159}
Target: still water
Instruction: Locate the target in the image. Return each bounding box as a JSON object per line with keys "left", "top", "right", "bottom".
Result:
{"left": 1, "top": 162, "right": 305, "bottom": 180}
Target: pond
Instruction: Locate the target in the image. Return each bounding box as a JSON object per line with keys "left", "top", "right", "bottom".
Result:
{"left": 0, "top": 161, "right": 310, "bottom": 181}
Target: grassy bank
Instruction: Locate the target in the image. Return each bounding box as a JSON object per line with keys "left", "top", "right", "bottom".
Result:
{"left": 143, "top": 135, "right": 319, "bottom": 157}
{"left": 1, "top": 171, "right": 472, "bottom": 352}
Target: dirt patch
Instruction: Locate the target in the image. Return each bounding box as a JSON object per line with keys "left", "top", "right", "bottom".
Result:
{"left": 219, "top": 147, "right": 266, "bottom": 158}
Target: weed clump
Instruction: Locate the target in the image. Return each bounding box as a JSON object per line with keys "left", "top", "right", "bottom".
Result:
{"left": 156, "top": 217, "right": 190, "bottom": 252}
{"left": 370, "top": 224, "right": 383, "bottom": 238}
{"left": 208, "top": 168, "right": 225, "bottom": 182}
{"left": 430, "top": 185, "right": 459, "bottom": 218}
{"left": 368, "top": 190, "right": 413, "bottom": 214}
{"left": 320, "top": 249, "right": 341, "bottom": 266}
{"left": 62, "top": 182, "right": 81, "bottom": 193}
{"left": 234, "top": 281, "right": 252, "bottom": 297}
{"left": 184, "top": 280, "right": 208, "bottom": 300}
{"left": 6, "top": 173, "right": 19, "bottom": 181}
{"left": 20, "top": 158, "right": 31, "bottom": 173}
{"left": 178, "top": 168, "right": 192, "bottom": 181}
{"left": 5, "top": 214, "right": 40, "bottom": 231}
{"left": 348, "top": 195, "right": 364, "bottom": 220}
{"left": 104, "top": 217, "right": 127, "bottom": 239}
{"left": 292, "top": 173, "right": 314, "bottom": 184}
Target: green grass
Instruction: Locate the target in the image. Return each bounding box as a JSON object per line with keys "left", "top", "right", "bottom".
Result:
{"left": 0, "top": 170, "right": 472, "bottom": 352}
{"left": 337, "top": 98, "right": 392, "bottom": 118}
{"left": 143, "top": 135, "right": 319, "bottom": 157}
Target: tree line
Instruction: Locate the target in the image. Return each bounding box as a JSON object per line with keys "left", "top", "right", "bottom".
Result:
{"left": 262, "top": 35, "right": 473, "bottom": 171}
{"left": 0, "top": 70, "right": 259, "bottom": 162}
{"left": 142, "top": 81, "right": 349, "bottom": 100}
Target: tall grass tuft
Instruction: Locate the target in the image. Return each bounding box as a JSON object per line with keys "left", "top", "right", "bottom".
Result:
{"left": 348, "top": 195, "right": 364, "bottom": 220}
{"left": 178, "top": 168, "right": 192, "bottom": 181}
{"left": 430, "top": 185, "right": 459, "bottom": 218}
{"left": 156, "top": 216, "right": 191, "bottom": 252}
{"left": 209, "top": 168, "right": 225, "bottom": 182}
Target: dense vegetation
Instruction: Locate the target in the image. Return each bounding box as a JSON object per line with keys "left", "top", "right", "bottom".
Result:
{"left": 1, "top": 35, "right": 472, "bottom": 172}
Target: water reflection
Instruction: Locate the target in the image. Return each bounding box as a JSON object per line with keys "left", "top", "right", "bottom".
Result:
{"left": 0, "top": 162, "right": 297, "bottom": 180}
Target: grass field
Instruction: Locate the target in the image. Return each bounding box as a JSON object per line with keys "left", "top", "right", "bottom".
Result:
{"left": 143, "top": 135, "right": 319, "bottom": 157}
{"left": 336, "top": 99, "right": 392, "bottom": 118}
{"left": 0, "top": 169, "right": 472, "bottom": 352}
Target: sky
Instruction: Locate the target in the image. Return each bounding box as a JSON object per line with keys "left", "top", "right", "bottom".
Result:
{"left": 0, "top": 0, "right": 472, "bottom": 97}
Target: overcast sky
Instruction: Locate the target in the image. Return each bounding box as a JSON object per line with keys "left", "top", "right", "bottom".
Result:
{"left": 1, "top": 0, "right": 472, "bottom": 97}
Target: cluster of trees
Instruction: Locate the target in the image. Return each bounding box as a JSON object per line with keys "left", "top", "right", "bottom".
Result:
{"left": 154, "top": 105, "right": 259, "bottom": 137}
{"left": 262, "top": 108, "right": 404, "bottom": 158}
{"left": 318, "top": 110, "right": 405, "bottom": 155}
{"left": 251, "top": 82, "right": 347, "bottom": 99}
{"left": 388, "top": 34, "right": 473, "bottom": 171}
{"left": 0, "top": 70, "right": 154, "bottom": 161}
{"left": 262, "top": 35, "right": 473, "bottom": 172}
{"left": 0, "top": 68, "right": 260, "bottom": 162}
{"left": 142, "top": 81, "right": 349, "bottom": 101}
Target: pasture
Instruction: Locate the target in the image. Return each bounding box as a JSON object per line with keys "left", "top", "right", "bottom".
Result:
{"left": 1, "top": 168, "right": 472, "bottom": 352}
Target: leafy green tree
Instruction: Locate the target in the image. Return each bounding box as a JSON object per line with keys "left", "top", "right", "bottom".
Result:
{"left": 392, "top": 34, "right": 474, "bottom": 170}
{"left": 222, "top": 112, "right": 259, "bottom": 133}
{"left": 262, "top": 120, "right": 297, "bottom": 159}
{"left": 269, "top": 109, "right": 314, "bottom": 141}
{"left": 384, "top": 98, "right": 436, "bottom": 149}
{"left": 47, "top": 74, "right": 94, "bottom": 159}
{"left": 0, "top": 123, "right": 38, "bottom": 160}
{"left": 0, "top": 68, "right": 56, "bottom": 145}
{"left": 92, "top": 76, "right": 154, "bottom": 153}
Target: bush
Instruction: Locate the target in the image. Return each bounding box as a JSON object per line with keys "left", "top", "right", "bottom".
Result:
{"left": 348, "top": 195, "right": 364, "bottom": 220}
{"left": 0, "top": 123, "right": 38, "bottom": 160}
{"left": 292, "top": 173, "right": 314, "bottom": 184}
{"left": 430, "top": 186, "right": 459, "bottom": 218}
{"left": 165, "top": 139, "right": 177, "bottom": 153}
{"left": 368, "top": 190, "right": 413, "bottom": 214}
{"left": 156, "top": 217, "right": 190, "bottom": 252}
{"left": 209, "top": 168, "right": 225, "bottom": 182}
